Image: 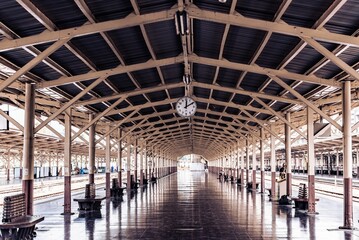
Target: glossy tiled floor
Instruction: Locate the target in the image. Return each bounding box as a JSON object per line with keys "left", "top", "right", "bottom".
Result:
{"left": 34, "top": 171, "right": 359, "bottom": 239}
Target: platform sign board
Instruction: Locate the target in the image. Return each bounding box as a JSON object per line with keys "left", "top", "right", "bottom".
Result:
{"left": 0, "top": 111, "right": 9, "bottom": 130}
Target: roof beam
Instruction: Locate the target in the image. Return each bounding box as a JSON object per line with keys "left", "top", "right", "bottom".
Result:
{"left": 0, "top": 8, "right": 176, "bottom": 52}
{"left": 38, "top": 56, "right": 183, "bottom": 89}
{"left": 268, "top": 74, "right": 342, "bottom": 131}
{"left": 192, "top": 82, "right": 302, "bottom": 105}
{"left": 187, "top": 4, "right": 359, "bottom": 48}
{"left": 189, "top": 55, "right": 340, "bottom": 88}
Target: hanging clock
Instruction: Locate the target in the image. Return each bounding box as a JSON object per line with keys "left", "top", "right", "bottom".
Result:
{"left": 176, "top": 96, "right": 197, "bottom": 117}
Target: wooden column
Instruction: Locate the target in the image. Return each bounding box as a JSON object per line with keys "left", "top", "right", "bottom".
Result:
{"left": 285, "top": 112, "right": 292, "bottom": 196}
{"left": 270, "top": 122, "right": 276, "bottom": 199}
{"left": 260, "top": 128, "right": 265, "bottom": 193}
{"left": 307, "top": 107, "right": 316, "bottom": 214}
{"left": 88, "top": 113, "right": 95, "bottom": 184}
{"left": 252, "top": 137, "right": 256, "bottom": 189}
{"left": 126, "top": 136, "right": 131, "bottom": 191}
{"left": 341, "top": 80, "right": 354, "bottom": 229}
{"left": 105, "top": 126, "right": 111, "bottom": 198}
{"left": 22, "top": 83, "right": 35, "bottom": 216}
{"left": 118, "top": 129, "right": 122, "bottom": 187}
{"left": 63, "top": 108, "right": 73, "bottom": 215}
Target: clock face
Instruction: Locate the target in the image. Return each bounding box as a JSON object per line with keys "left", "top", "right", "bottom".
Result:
{"left": 176, "top": 96, "right": 197, "bottom": 117}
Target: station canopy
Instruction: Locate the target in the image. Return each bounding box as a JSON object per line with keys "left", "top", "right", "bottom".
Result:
{"left": 0, "top": 0, "right": 358, "bottom": 159}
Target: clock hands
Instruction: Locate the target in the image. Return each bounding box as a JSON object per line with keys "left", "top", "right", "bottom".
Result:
{"left": 186, "top": 101, "right": 195, "bottom": 108}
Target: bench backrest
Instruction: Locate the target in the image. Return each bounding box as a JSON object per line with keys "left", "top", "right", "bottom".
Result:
{"left": 298, "top": 183, "right": 308, "bottom": 199}
{"left": 85, "top": 183, "right": 96, "bottom": 198}
{"left": 112, "top": 178, "right": 119, "bottom": 189}
{"left": 2, "top": 193, "right": 26, "bottom": 223}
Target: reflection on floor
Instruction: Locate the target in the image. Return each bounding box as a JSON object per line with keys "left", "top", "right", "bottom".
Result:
{"left": 34, "top": 171, "right": 359, "bottom": 239}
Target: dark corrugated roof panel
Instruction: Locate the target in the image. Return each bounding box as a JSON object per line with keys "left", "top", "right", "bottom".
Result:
{"left": 193, "top": 19, "right": 225, "bottom": 59}
{"left": 145, "top": 20, "right": 182, "bottom": 59}
{"left": 85, "top": 0, "right": 133, "bottom": 22}
{"left": 224, "top": 26, "right": 267, "bottom": 64}
{"left": 31, "top": 0, "right": 88, "bottom": 29}
{"left": 137, "top": 0, "right": 177, "bottom": 14}
{"left": 71, "top": 34, "right": 120, "bottom": 70}
{"left": 108, "top": 26, "right": 152, "bottom": 65}
{"left": 282, "top": 0, "right": 334, "bottom": 28}
{"left": 0, "top": 0, "right": 45, "bottom": 37}
{"left": 235, "top": 0, "right": 282, "bottom": 21}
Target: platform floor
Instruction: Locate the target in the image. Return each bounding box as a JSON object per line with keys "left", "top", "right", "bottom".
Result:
{"left": 33, "top": 171, "right": 359, "bottom": 239}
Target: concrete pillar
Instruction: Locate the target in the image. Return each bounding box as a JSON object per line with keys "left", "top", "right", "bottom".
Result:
{"left": 105, "top": 126, "right": 111, "bottom": 198}
{"left": 134, "top": 139, "right": 138, "bottom": 182}
{"left": 126, "top": 137, "right": 131, "bottom": 191}
{"left": 307, "top": 107, "right": 316, "bottom": 214}
{"left": 240, "top": 148, "right": 244, "bottom": 185}
{"left": 145, "top": 144, "right": 148, "bottom": 179}
{"left": 252, "top": 137, "right": 256, "bottom": 189}
{"left": 237, "top": 142, "right": 240, "bottom": 179}
{"left": 118, "top": 129, "right": 122, "bottom": 187}
{"left": 285, "top": 112, "right": 292, "bottom": 196}
{"left": 341, "top": 80, "right": 353, "bottom": 229}
{"left": 140, "top": 142, "right": 144, "bottom": 185}
{"left": 246, "top": 139, "right": 250, "bottom": 183}
{"left": 22, "top": 83, "right": 35, "bottom": 216}
{"left": 6, "top": 150, "right": 10, "bottom": 181}
{"left": 336, "top": 150, "right": 340, "bottom": 176}
{"left": 260, "top": 128, "right": 265, "bottom": 193}
{"left": 63, "top": 108, "right": 72, "bottom": 215}
{"left": 270, "top": 122, "right": 276, "bottom": 199}
{"left": 88, "top": 113, "right": 95, "bottom": 184}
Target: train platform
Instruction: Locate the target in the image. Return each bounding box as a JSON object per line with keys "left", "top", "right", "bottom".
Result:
{"left": 27, "top": 171, "right": 359, "bottom": 240}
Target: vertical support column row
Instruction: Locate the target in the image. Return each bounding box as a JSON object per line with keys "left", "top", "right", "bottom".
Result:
{"left": 22, "top": 83, "right": 35, "bottom": 215}
{"left": 285, "top": 113, "right": 292, "bottom": 196}
{"left": 118, "top": 129, "right": 122, "bottom": 187}
{"left": 88, "top": 113, "right": 95, "bottom": 184}
{"left": 140, "top": 142, "right": 144, "bottom": 185}
{"left": 341, "top": 80, "right": 353, "bottom": 229}
{"left": 270, "top": 122, "right": 276, "bottom": 199}
{"left": 307, "top": 107, "right": 316, "bottom": 214}
{"left": 63, "top": 108, "right": 72, "bottom": 214}
{"left": 126, "top": 136, "right": 131, "bottom": 191}
{"left": 246, "top": 139, "right": 250, "bottom": 184}
{"left": 134, "top": 139, "right": 138, "bottom": 182}
{"left": 252, "top": 137, "right": 256, "bottom": 189}
{"left": 105, "top": 126, "right": 111, "bottom": 198}
{"left": 260, "top": 128, "right": 265, "bottom": 193}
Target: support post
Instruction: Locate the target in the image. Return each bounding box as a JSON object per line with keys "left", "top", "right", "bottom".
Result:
{"left": 89, "top": 114, "right": 95, "bottom": 184}
{"left": 246, "top": 139, "right": 250, "bottom": 184}
{"left": 285, "top": 112, "right": 292, "bottom": 196}
{"left": 22, "top": 83, "right": 35, "bottom": 216}
{"left": 140, "top": 142, "right": 144, "bottom": 185}
{"left": 252, "top": 137, "right": 256, "bottom": 190}
{"left": 341, "top": 80, "right": 354, "bottom": 229}
{"left": 63, "top": 108, "right": 73, "bottom": 215}
{"left": 118, "top": 129, "right": 122, "bottom": 187}
{"left": 307, "top": 107, "right": 316, "bottom": 214}
{"left": 105, "top": 126, "right": 111, "bottom": 198}
{"left": 134, "top": 139, "right": 138, "bottom": 182}
{"left": 260, "top": 128, "right": 265, "bottom": 193}
{"left": 270, "top": 122, "right": 276, "bottom": 200}
{"left": 126, "top": 136, "right": 131, "bottom": 191}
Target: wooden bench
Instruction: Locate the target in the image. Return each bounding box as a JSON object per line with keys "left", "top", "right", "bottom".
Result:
{"left": 292, "top": 183, "right": 319, "bottom": 210}
{"left": 74, "top": 184, "right": 105, "bottom": 211}
{"left": 110, "top": 178, "right": 125, "bottom": 198}
{"left": 246, "top": 182, "right": 259, "bottom": 189}
{"left": 124, "top": 175, "right": 140, "bottom": 190}
{"left": 0, "top": 193, "right": 44, "bottom": 240}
